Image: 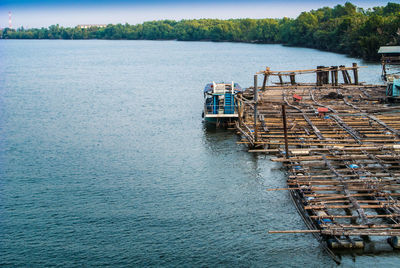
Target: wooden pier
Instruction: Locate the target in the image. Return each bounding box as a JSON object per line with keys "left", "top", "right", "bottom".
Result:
{"left": 233, "top": 65, "right": 400, "bottom": 263}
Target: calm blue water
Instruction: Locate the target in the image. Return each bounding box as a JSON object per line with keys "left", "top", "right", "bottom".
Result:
{"left": 0, "top": 40, "right": 397, "bottom": 267}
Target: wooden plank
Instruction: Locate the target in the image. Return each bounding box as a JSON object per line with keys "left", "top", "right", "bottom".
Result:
{"left": 269, "top": 230, "right": 320, "bottom": 234}
{"left": 364, "top": 114, "right": 400, "bottom": 138}
{"left": 321, "top": 230, "right": 400, "bottom": 236}
{"left": 257, "top": 66, "right": 366, "bottom": 76}
{"left": 310, "top": 214, "right": 400, "bottom": 219}
{"left": 272, "top": 154, "right": 400, "bottom": 162}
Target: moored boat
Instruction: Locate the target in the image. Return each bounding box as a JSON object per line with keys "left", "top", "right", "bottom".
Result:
{"left": 202, "top": 81, "right": 242, "bottom": 126}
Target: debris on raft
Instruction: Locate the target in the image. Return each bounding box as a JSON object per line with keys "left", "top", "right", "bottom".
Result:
{"left": 322, "top": 92, "right": 344, "bottom": 99}
{"left": 233, "top": 63, "right": 400, "bottom": 264}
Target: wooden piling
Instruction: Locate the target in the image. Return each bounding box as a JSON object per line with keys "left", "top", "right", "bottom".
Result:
{"left": 254, "top": 75, "right": 258, "bottom": 143}
{"left": 334, "top": 66, "right": 338, "bottom": 86}
{"left": 237, "top": 97, "right": 243, "bottom": 127}
{"left": 278, "top": 73, "right": 283, "bottom": 85}
{"left": 290, "top": 73, "right": 296, "bottom": 85}
{"left": 316, "top": 66, "right": 323, "bottom": 86}
{"left": 340, "top": 65, "right": 349, "bottom": 84}
{"left": 353, "top": 63, "right": 359, "bottom": 85}
{"left": 325, "top": 67, "right": 329, "bottom": 84}
{"left": 282, "top": 104, "right": 289, "bottom": 159}
{"left": 345, "top": 69, "right": 352, "bottom": 84}
{"left": 261, "top": 75, "right": 268, "bottom": 91}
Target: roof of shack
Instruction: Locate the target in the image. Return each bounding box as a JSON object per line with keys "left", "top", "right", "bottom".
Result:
{"left": 378, "top": 46, "right": 400, "bottom": 54}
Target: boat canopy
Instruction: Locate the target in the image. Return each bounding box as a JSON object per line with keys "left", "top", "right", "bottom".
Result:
{"left": 204, "top": 82, "right": 242, "bottom": 94}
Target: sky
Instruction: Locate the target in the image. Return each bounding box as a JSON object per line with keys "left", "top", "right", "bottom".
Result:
{"left": 0, "top": 0, "right": 396, "bottom": 28}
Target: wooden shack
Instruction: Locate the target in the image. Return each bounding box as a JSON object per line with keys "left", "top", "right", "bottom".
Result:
{"left": 378, "top": 46, "right": 400, "bottom": 80}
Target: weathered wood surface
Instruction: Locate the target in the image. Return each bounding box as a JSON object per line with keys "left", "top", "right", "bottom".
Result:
{"left": 235, "top": 66, "right": 400, "bottom": 248}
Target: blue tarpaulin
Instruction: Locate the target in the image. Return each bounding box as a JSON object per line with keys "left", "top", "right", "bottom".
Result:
{"left": 393, "top": 79, "right": 400, "bottom": 97}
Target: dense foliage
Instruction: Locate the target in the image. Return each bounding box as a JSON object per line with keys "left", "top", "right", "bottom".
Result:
{"left": 2, "top": 2, "right": 399, "bottom": 60}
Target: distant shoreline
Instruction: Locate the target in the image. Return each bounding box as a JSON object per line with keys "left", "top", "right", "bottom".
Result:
{"left": 1, "top": 38, "right": 365, "bottom": 62}
{"left": 1, "top": 2, "right": 399, "bottom": 61}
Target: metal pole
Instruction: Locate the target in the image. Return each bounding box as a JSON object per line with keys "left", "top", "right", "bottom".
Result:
{"left": 282, "top": 104, "right": 289, "bottom": 159}
{"left": 254, "top": 75, "right": 258, "bottom": 143}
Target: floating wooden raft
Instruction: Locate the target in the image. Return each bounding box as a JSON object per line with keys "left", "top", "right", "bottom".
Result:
{"left": 234, "top": 65, "right": 400, "bottom": 263}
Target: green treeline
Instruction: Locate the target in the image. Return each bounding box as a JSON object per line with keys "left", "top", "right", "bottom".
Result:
{"left": 1, "top": 2, "right": 399, "bottom": 60}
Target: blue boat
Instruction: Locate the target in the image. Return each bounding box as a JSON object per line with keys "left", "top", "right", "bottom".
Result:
{"left": 202, "top": 82, "right": 242, "bottom": 126}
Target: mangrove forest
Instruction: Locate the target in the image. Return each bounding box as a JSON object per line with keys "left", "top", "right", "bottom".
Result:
{"left": 1, "top": 2, "right": 399, "bottom": 60}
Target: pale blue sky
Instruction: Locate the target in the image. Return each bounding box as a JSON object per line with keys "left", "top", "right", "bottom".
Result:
{"left": 0, "top": 0, "right": 395, "bottom": 28}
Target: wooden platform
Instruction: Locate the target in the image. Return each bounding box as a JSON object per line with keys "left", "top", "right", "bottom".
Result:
{"left": 233, "top": 65, "right": 400, "bottom": 263}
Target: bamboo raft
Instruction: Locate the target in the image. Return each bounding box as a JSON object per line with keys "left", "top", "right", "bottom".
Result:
{"left": 233, "top": 64, "right": 400, "bottom": 263}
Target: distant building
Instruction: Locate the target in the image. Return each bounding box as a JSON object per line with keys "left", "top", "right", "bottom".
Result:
{"left": 77, "top": 24, "right": 107, "bottom": 29}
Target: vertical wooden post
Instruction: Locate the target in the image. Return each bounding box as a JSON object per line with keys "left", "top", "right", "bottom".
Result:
{"left": 323, "top": 67, "right": 329, "bottom": 84}
{"left": 340, "top": 65, "right": 349, "bottom": 84}
{"left": 317, "top": 66, "right": 322, "bottom": 86}
{"left": 331, "top": 67, "right": 335, "bottom": 86}
{"left": 278, "top": 73, "right": 283, "bottom": 85}
{"left": 382, "top": 60, "right": 387, "bottom": 80}
{"left": 254, "top": 75, "right": 258, "bottom": 143}
{"left": 334, "top": 66, "right": 339, "bottom": 86}
{"left": 282, "top": 104, "right": 289, "bottom": 159}
{"left": 352, "top": 63, "right": 358, "bottom": 85}
{"left": 345, "top": 70, "right": 352, "bottom": 84}
{"left": 261, "top": 74, "right": 268, "bottom": 91}
{"left": 238, "top": 98, "right": 242, "bottom": 127}
{"left": 290, "top": 73, "right": 296, "bottom": 85}
{"left": 262, "top": 67, "right": 270, "bottom": 91}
